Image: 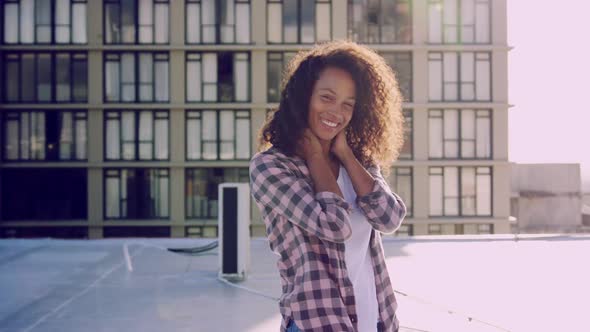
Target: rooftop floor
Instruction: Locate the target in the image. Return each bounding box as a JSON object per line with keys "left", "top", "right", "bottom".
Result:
{"left": 1, "top": 234, "right": 588, "bottom": 332}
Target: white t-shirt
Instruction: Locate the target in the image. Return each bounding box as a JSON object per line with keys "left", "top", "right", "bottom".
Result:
{"left": 337, "top": 166, "right": 379, "bottom": 332}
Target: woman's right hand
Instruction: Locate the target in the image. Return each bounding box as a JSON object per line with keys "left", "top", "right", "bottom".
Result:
{"left": 296, "top": 129, "right": 323, "bottom": 162}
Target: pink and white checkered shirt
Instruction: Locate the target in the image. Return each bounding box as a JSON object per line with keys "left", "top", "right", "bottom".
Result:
{"left": 250, "top": 146, "right": 407, "bottom": 332}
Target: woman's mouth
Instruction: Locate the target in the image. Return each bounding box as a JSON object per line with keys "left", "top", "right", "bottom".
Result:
{"left": 320, "top": 119, "right": 339, "bottom": 130}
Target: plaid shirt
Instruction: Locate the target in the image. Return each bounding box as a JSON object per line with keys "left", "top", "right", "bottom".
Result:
{"left": 250, "top": 147, "right": 407, "bottom": 332}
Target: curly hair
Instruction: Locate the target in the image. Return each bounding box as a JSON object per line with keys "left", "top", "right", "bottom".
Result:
{"left": 257, "top": 40, "right": 405, "bottom": 176}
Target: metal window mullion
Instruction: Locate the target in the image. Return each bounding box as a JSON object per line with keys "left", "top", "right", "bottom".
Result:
{"left": 51, "top": 0, "right": 55, "bottom": 43}
{"left": 72, "top": 111, "right": 78, "bottom": 160}
{"left": 200, "top": 2, "right": 207, "bottom": 44}
{"left": 119, "top": 170, "right": 124, "bottom": 218}
{"left": 33, "top": 53, "right": 40, "bottom": 103}
{"left": 134, "top": 110, "right": 140, "bottom": 160}
{"left": 118, "top": 111, "right": 124, "bottom": 160}
{"left": 232, "top": 0, "right": 237, "bottom": 44}
{"left": 134, "top": 0, "right": 139, "bottom": 43}
{"left": 33, "top": 0, "right": 37, "bottom": 43}
{"left": 199, "top": 110, "right": 204, "bottom": 160}
{"left": 200, "top": 55, "right": 205, "bottom": 101}
{"left": 377, "top": 0, "right": 386, "bottom": 42}
{"left": 233, "top": 110, "right": 237, "bottom": 159}
{"left": 117, "top": 53, "right": 123, "bottom": 102}
{"left": 68, "top": 0, "right": 74, "bottom": 43}
{"left": 297, "top": 0, "right": 301, "bottom": 43}
{"left": 457, "top": 110, "right": 462, "bottom": 158}
{"left": 458, "top": 166, "right": 463, "bottom": 216}
{"left": 151, "top": 53, "right": 156, "bottom": 102}
{"left": 134, "top": 52, "right": 140, "bottom": 102}
{"left": 41, "top": 110, "right": 47, "bottom": 160}
{"left": 68, "top": 52, "right": 75, "bottom": 102}
{"left": 215, "top": 0, "right": 220, "bottom": 43}
{"left": 49, "top": 52, "right": 56, "bottom": 103}
{"left": 151, "top": 0, "right": 156, "bottom": 43}
{"left": 216, "top": 111, "right": 220, "bottom": 160}
{"left": 151, "top": 110, "right": 156, "bottom": 160}
{"left": 456, "top": 52, "right": 461, "bottom": 101}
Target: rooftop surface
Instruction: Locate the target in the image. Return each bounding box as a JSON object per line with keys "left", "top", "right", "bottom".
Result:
{"left": 1, "top": 234, "right": 588, "bottom": 332}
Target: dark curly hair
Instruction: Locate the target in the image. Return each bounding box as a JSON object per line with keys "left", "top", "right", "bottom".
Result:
{"left": 257, "top": 40, "right": 405, "bottom": 175}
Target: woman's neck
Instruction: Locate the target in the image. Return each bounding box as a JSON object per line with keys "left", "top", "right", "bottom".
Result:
{"left": 319, "top": 139, "right": 338, "bottom": 164}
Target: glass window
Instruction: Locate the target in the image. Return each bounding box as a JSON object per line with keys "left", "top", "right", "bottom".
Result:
{"left": 348, "top": 0, "right": 411, "bottom": 44}
{"left": 186, "top": 168, "right": 249, "bottom": 219}
{"left": 429, "top": 109, "right": 491, "bottom": 159}
{"left": 267, "top": 52, "right": 296, "bottom": 102}
{"left": 104, "top": 168, "right": 169, "bottom": 219}
{"left": 399, "top": 110, "right": 413, "bottom": 160}
{"left": 104, "top": 0, "right": 169, "bottom": 44}
{"left": 2, "top": 110, "right": 87, "bottom": 161}
{"left": 104, "top": 52, "right": 169, "bottom": 103}
{"left": 429, "top": 166, "right": 492, "bottom": 216}
{"left": 428, "top": 0, "right": 490, "bottom": 44}
{"left": 186, "top": 52, "right": 250, "bottom": 102}
{"left": 2, "top": 52, "right": 87, "bottom": 103}
{"left": 186, "top": 0, "right": 250, "bottom": 44}
{"left": 428, "top": 52, "right": 491, "bottom": 102}
{"left": 104, "top": 110, "right": 169, "bottom": 161}
{"left": 381, "top": 52, "right": 412, "bottom": 102}
{"left": 267, "top": 0, "right": 331, "bottom": 44}
{"left": 394, "top": 224, "right": 413, "bottom": 236}
{"left": 428, "top": 224, "right": 442, "bottom": 235}
{"left": 2, "top": 0, "right": 87, "bottom": 44}
{"left": 390, "top": 167, "right": 413, "bottom": 217}
{"left": 186, "top": 110, "right": 250, "bottom": 160}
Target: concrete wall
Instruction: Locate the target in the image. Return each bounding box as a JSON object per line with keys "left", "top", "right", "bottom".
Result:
{"left": 511, "top": 164, "right": 583, "bottom": 232}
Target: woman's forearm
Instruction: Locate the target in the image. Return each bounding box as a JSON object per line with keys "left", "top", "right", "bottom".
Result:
{"left": 339, "top": 150, "right": 375, "bottom": 197}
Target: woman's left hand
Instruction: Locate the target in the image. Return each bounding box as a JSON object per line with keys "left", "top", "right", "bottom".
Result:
{"left": 331, "top": 130, "right": 353, "bottom": 162}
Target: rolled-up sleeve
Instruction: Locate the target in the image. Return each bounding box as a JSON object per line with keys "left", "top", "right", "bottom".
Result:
{"left": 250, "top": 153, "right": 353, "bottom": 242}
{"left": 355, "top": 165, "right": 407, "bottom": 234}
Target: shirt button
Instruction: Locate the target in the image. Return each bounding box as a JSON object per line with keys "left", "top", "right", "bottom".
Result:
{"left": 350, "top": 315, "right": 357, "bottom": 323}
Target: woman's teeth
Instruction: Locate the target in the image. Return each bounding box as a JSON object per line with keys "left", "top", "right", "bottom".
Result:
{"left": 321, "top": 119, "right": 338, "bottom": 128}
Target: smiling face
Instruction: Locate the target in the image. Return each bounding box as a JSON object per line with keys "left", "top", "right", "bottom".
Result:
{"left": 307, "top": 67, "right": 356, "bottom": 142}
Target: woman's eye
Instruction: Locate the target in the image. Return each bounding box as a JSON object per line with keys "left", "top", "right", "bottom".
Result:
{"left": 344, "top": 103, "right": 354, "bottom": 110}
{"left": 321, "top": 95, "right": 333, "bottom": 101}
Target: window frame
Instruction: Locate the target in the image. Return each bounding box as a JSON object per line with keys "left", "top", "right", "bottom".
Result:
{"left": 399, "top": 109, "right": 413, "bottom": 160}
{"left": 266, "top": 0, "right": 332, "bottom": 44}
{"left": 103, "top": 0, "right": 170, "bottom": 45}
{"left": 103, "top": 51, "right": 170, "bottom": 103}
{"left": 1, "top": 109, "right": 88, "bottom": 162}
{"left": 428, "top": 51, "right": 492, "bottom": 102}
{"left": 428, "top": 109, "right": 492, "bottom": 160}
{"left": 185, "top": 109, "right": 251, "bottom": 161}
{"left": 2, "top": 51, "right": 88, "bottom": 103}
{"left": 427, "top": 0, "right": 491, "bottom": 44}
{"left": 380, "top": 51, "right": 413, "bottom": 102}
{"left": 103, "top": 109, "right": 170, "bottom": 161}
{"left": 185, "top": 167, "right": 249, "bottom": 220}
{"left": 2, "top": 0, "right": 88, "bottom": 45}
{"left": 103, "top": 167, "right": 170, "bottom": 220}
{"left": 429, "top": 166, "right": 493, "bottom": 217}
{"left": 347, "top": 0, "right": 413, "bottom": 44}
{"left": 266, "top": 51, "right": 296, "bottom": 102}
{"left": 390, "top": 166, "right": 413, "bottom": 217}
{"left": 185, "top": 51, "right": 251, "bottom": 103}
{"left": 185, "top": 0, "right": 252, "bottom": 44}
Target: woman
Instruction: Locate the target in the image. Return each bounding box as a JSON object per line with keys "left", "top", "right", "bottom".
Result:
{"left": 249, "top": 40, "right": 407, "bottom": 332}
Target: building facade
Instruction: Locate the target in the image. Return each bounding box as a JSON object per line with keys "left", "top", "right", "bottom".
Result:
{"left": 0, "top": 0, "right": 511, "bottom": 238}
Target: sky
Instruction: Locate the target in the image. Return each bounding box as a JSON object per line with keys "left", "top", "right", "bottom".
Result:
{"left": 507, "top": 1, "right": 590, "bottom": 191}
